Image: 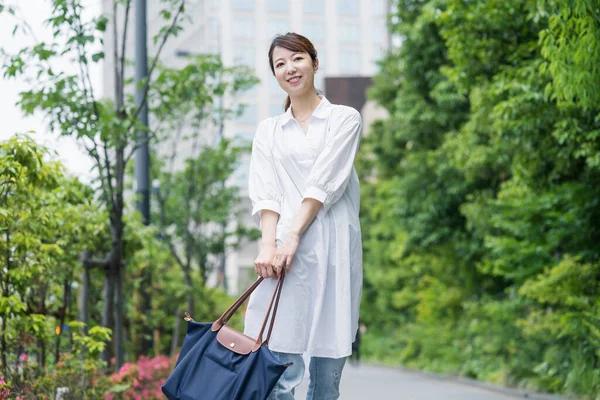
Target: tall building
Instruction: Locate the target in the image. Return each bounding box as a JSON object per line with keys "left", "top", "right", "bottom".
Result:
{"left": 102, "top": 0, "right": 390, "bottom": 294}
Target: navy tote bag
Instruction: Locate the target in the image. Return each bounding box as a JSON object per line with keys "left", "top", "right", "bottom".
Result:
{"left": 162, "top": 271, "right": 291, "bottom": 400}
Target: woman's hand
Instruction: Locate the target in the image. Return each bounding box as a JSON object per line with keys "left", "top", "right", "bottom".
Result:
{"left": 272, "top": 232, "right": 300, "bottom": 276}
{"left": 255, "top": 244, "right": 277, "bottom": 278}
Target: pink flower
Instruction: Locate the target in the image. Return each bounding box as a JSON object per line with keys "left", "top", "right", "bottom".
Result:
{"left": 119, "top": 362, "right": 133, "bottom": 375}
{"left": 19, "top": 353, "right": 28, "bottom": 363}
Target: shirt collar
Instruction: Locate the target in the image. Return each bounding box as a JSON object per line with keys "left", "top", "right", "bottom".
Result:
{"left": 280, "top": 95, "right": 332, "bottom": 127}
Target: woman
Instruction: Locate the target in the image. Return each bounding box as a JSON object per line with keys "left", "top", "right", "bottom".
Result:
{"left": 244, "top": 32, "right": 363, "bottom": 400}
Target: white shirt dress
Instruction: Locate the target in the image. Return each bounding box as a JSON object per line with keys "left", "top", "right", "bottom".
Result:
{"left": 243, "top": 96, "right": 363, "bottom": 359}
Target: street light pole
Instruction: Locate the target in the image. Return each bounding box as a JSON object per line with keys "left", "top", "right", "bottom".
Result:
{"left": 135, "top": 0, "right": 153, "bottom": 354}
{"left": 217, "top": 95, "right": 228, "bottom": 293}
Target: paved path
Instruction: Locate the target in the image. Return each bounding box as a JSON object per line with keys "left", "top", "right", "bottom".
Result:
{"left": 294, "top": 363, "right": 535, "bottom": 400}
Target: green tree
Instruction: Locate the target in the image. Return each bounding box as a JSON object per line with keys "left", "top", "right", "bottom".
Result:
{"left": 1, "top": 0, "right": 187, "bottom": 370}
{"left": 0, "top": 134, "right": 106, "bottom": 387}
{"left": 362, "top": 0, "right": 600, "bottom": 397}
{"left": 139, "top": 55, "right": 258, "bottom": 351}
{"left": 539, "top": 0, "right": 600, "bottom": 111}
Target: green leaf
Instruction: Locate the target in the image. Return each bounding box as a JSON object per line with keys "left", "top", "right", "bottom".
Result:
{"left": 92, "top": 51, "right": 104, "bottom": 62}
{"left": 160, "top": 9, "right": 171, "bottom": 20}
{"left": 109, "top": 383, "right": 131, "bottom": 393}
{"left": 96, "top": 15, "right": 108, "bottom": 32}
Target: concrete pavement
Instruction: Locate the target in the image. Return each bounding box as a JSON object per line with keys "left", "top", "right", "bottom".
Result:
{"left": 293, "top": 362, "right": 562, "bottom": 400}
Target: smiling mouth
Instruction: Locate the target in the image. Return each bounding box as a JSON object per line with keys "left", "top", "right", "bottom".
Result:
{"left": 287, "top": 76, "right": 302, "bottom": 84}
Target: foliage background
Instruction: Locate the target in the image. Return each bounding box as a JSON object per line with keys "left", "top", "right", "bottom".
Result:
{"left": 359, "top": 0, "right": 600, "bottom": 398}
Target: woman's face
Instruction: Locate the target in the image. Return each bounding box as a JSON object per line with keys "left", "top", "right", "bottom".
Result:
{"left": 272, "top": 46, "right": 318, "bottom": 97}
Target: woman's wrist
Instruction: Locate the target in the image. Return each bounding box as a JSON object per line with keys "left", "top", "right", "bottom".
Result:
{"left": 260, "top": 240, "right": 277, "bottom": 249}
{"left": 287, "top": 230, "right": 301, "bottom": 241}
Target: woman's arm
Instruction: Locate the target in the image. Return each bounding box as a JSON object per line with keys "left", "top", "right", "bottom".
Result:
{"left": 255, "top": 210, "right": 279, "bottom": 278}
{"left": 272, "top": 109, "right": 362, "bottom": 276}
{"left": 272, "top": 198, "right": 322, "bottom": 275}
{"left": 248, "top": 119, "right": 284, "bottom": 278}
{"left": 290, "top": 198, "right": 322, "bottom": 238}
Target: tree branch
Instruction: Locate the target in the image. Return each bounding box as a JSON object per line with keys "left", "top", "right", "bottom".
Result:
{"left": 123, "top": 139, "right": 142, "bottom": 165}
{"left": 71, "top": 2, "right": 101, "bottom": 122}
{"left": 120, "top": 0, "right": 131, "bottom": 100}
{"left": 88, "top": 135, "right": 116, "bottom": 210}
{"left": 80, "top": 249, "right": 111, "bottom": 270}
{"left": 12, "top": 5, "right": 40, "bottom": 45}
{"left": 168, "top": 239, "right": 187, "bottom": 272}
{"left": 164, "top": 120, "right": 186, "bottom": 199}
{"left": 113, "top": 0, "right": 121, "bottom": 107}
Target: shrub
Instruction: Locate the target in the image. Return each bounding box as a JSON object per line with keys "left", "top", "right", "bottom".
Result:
{"left": 105, "top": 355, "right": 175, "bottom": 400}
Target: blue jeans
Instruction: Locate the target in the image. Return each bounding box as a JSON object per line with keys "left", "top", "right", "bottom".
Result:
{"left": 267, "top": 351, "right": 346, "bottom": 400}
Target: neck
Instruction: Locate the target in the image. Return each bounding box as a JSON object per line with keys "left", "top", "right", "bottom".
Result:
{"left": 290, "top": 90, "right": 321, "bottom": 118}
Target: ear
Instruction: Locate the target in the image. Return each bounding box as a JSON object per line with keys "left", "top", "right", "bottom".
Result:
{"left": 314, "top": 58, "right": 319, "bottom": 73}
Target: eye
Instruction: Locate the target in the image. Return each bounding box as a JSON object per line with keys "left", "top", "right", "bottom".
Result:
{"left": 294, "top": 57, "right": 303, "bottom": 61}
{"left": 275, "top": 62, "right": 283, "bottom": 68}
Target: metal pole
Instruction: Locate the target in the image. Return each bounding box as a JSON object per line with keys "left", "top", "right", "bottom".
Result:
{"left": 134, "top": 0, "right": 153, "bottom": 354}
{"left": 135, "top": 0, "right": 150, "bottom": 224}
{"left": 217, "top": 96, "right": 228, "bottom": 293}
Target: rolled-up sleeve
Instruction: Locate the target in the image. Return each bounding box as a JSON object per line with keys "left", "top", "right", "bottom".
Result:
{"left": 248, "top": 120, "right": 282, "bottom": 227}
{"left": 303, "top": 109, "right": 362, "bottom": 213}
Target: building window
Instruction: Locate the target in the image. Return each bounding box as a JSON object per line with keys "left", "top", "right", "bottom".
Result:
{"left": 304, "top": 0, "right": 324, "bottom": 14}
{"left": 269, "top": 77, "right": 286, "bottom": 98}
{"left": 372, "top": 0, "right": 387, "bottom": 16}
{"left": 267, "top": 0, "right": 288, "bottom": 12}
{"left": 233, "top": 45, "right": 255, "bottom": 67}
{"left": 209, "top": 19, "right": 221, "bottom": 43}
{"left": 268, "top": 20, "right": 290, "bottom": 39}
{"left": 232, "top": 18, "right": 255, "bottom": 39}
{"left": 237, "top": 265, "right": 257, "bottom": 290}
{"left": 232, "top": 158, "right": 250, "bottom": 188}
{"left": 372, "top": 24, "right": 387, "bottom": 46}
{"left": 208, "top": 18, "right": 220, "bottom": 42}
{"left": 236, "top": 103, "right": 257, "bottom": 125}
{"left": 207, "top": 43, "right": 220, "bottom": 55}
{"left": 374, "top": 25, "right": 386, "bottom": 44}
{"left": 302, "top": 21, "right": 325, "bottom": 43}
{"left": 316, "top": 50, "right": 326, "bottom": 71}
{"left": 232, "top": 0, "right": 253, "bottom": 11}
{"left": 339, "top": 50, "right": 361, "bottom": 74}
{"left": 372, "top": 45, "right": 385, "bottom": 62}
{"left": 371, "top": 46, "right": 385, "bottom": 71}
{"left": 270, "top": 103, "right": 285, "bottom": 117}
{"left": 314, "top": 74, "right": 324, "bottom": 91}
{"left": 233, "top": 131, "right": 255, "bottom": 146}
{"left": 338, "top": 0, "right": 359, "bottom": 16}
{"left": 339, "top": 23, "right": 360, "bottom": 43}
{"left": 239, "top": 85, "right": 258, "bottom": 99}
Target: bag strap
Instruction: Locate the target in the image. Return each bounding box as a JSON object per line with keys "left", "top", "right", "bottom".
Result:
{"left": 263, "top": 270, "right": 285, "bottom": 346}
{"left": 211, "top": 271, "right": 285, "bottom": 341}
{"left": 218, "top": 276, "right": 264, "bottom": 326}
{"left": 256, "top": 270, "right": 285, "bottom": 347}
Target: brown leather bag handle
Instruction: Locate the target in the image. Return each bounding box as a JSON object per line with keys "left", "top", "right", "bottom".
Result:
{"left": 210, "top": 271, "right": 285, "bottom": 338}
{"left": 217, "top": 276, "right": 264, "bottom": 327}
{"left": 256, "top": 270, "right": 285, "bottom": 347}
